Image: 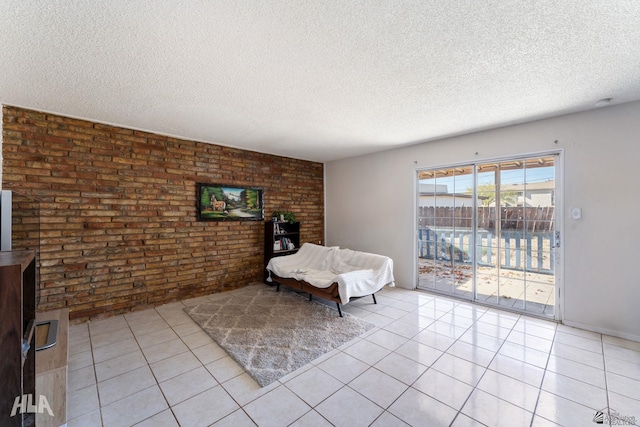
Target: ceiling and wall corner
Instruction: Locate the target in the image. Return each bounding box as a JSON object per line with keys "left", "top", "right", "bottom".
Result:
{"left": 1, "top": 1, "right": 640, "bottom": 163}
{"left": 325, "top": 100, "right": 640, "bottom": 342}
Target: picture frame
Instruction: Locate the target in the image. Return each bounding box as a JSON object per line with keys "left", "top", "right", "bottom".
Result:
{"left": 196, "top": 183, "right": 264, "bottom": 221}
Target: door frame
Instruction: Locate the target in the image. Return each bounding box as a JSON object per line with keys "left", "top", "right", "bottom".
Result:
{"left": 413, "top": 149, "right": 564, "bottom": 321}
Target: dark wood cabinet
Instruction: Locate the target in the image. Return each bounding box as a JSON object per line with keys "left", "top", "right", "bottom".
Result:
{"left": 264, "top": 221, "right": 300, "bottom": 282}
{"left": 0, "top": 250, "right": 36, "bottom": 427}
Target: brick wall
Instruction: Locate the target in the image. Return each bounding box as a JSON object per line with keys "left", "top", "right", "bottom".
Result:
{"left": 2, "top": 106, "right": 324, "bottom": 321}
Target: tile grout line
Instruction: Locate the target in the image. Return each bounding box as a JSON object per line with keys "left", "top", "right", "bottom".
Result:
{"left": 601, "top": 336, "right": 612, "bottom": 426}
{"left": 283, "top": 297, "right": 406, "bottom": 426}
{"left": 153, "top": 300, "right": 248, "bottom": 424}
{"left": 368, "top": 297, "right": 495, "bottom": 426}
{"left": 448, "top": 309, "right": 523, "bottom": 426}
{"left": 87, "top": 320, "right": 105, "bottom": 427}
{"left": 131, "top": 307, "right": 180, "bottom": 427}
{"left": 302, "top": 303, "right": 403, "bottom": 426}
{"left": 99, "top": 308, "right": 182, "bottom": 426}
{"left": 527, "top": 319, "right": 558, "bottom": 427}
{"left": 160, "top": 302, "right": 260, "bottom": 425}
{"left": 362, "top": 297, "right": 522, "bottom": 426}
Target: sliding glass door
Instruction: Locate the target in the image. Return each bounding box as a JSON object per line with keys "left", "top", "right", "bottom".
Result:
{"left": 417, "top": 154, "right": 558, "bottom": 318}
{"left": 417, "top": 166, "right": 475, "bottom": 300}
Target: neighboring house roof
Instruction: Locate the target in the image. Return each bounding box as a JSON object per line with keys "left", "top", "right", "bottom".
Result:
{"left": 501, "top": 181, "right": 555, "bottom": 192}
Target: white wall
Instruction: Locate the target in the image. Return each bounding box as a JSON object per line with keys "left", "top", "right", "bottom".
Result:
{"left": 326, "top": 101, "right": 640, "bottom": 341}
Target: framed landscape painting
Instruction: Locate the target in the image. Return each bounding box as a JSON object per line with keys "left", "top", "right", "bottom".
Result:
{"left": 197, "top": 184, "right": 264, "bottom": 221}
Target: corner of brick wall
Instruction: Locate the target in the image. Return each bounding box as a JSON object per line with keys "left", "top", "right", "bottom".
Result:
{"left": 1, "top": 106, "right": 324, "bottom": 321}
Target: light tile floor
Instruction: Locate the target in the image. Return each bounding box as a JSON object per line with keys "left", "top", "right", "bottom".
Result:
{"left": 66, "top": 285, "right": 640, "bottom": 427}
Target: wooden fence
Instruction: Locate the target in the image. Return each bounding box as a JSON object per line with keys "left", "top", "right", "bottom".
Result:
{"left": 418, "top": 206, "right": 554, "bottom": 232}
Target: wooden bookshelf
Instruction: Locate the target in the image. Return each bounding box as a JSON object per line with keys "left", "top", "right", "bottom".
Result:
{"left": 264, "top": 221, "right": 300, "bottom": 282}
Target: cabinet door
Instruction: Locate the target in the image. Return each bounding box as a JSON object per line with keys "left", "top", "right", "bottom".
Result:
{"left": 0, "top": 264, "right": 24, "bottom": 427}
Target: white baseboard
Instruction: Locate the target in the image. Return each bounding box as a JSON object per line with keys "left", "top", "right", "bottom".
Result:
{"left": 561, "top": 319, "right": 640, "bottom": 344}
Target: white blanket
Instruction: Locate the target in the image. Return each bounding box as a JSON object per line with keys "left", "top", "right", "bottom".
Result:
{"left": 266, "top": 243, "right": 395, "bottom": 305}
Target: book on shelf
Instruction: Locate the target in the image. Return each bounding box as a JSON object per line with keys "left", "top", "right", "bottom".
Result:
{"left": 273, "top": 237, "right": 296, "bottom": 252}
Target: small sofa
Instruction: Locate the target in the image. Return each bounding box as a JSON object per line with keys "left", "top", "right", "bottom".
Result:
{"left": 266, "top": 243, "right": 395, "bottom": 316}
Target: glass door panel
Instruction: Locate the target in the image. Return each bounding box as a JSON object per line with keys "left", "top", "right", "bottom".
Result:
{"left": 418, "top": 166, "right": 475, "bottom": 297}
{"left": 452, "top": 170, "right": 474, "bottom": 299}
{"left": 475, "top": 166, "right": 499, "bottom": 304}
{"left": 498, "top": 162, "right": 525, "bottom": 310}
{"left": 417, "top": 174, "right": 436, "bottom": 291}
{"left": 417, "top": 155, "right": 557, "bottom": 318}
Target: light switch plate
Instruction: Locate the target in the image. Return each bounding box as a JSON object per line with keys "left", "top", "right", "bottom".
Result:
{"left": 571, "top": 207, "right": 582, "bottom": 220}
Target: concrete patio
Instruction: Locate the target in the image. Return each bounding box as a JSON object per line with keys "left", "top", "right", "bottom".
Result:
{"left": 418, "top": 259, "right": 555, "bottom": 318}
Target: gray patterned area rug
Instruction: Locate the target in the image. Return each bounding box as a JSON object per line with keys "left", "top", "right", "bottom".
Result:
{"left": 184, "top": 283, "right": 375, "bottom": 387}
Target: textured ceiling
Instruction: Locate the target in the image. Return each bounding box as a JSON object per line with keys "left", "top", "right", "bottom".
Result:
{"left": 1, "top": 1, "right": 640, "bottom": 162}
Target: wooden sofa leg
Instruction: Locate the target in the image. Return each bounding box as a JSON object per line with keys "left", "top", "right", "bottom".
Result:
{"left": 372, "top": 293, "right": 377, "bottom": 304}
{"left": 336, "top": 303, "right": 343, "bottom": 317}
{"left": 309, "top": 293, "right": 312, "bottom": 301}
{"left": 276, "top": 283, "right": 280, "bottom": 292}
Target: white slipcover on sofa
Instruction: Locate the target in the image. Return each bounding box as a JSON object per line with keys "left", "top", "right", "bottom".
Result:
{"left": 266, "top": 243, "right": 395, "bottom": 313}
